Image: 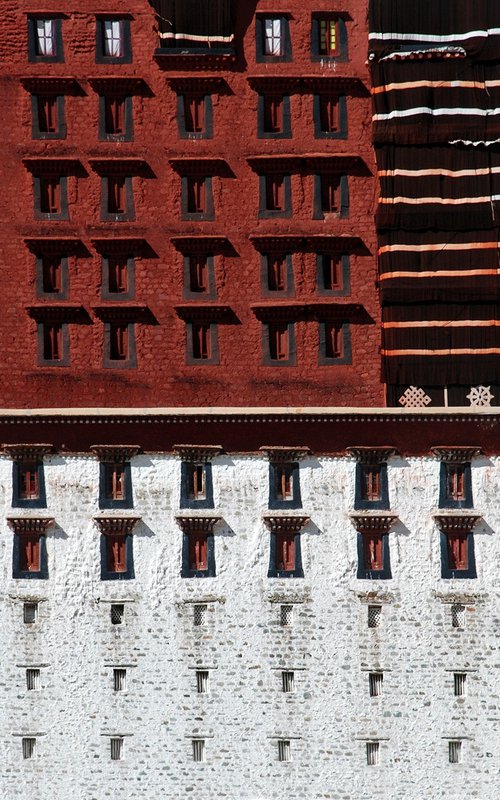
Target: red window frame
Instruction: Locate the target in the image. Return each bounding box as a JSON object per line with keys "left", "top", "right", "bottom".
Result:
{"left": 107, "top": 176, "right": 126, "bottom": 214}
{"left": 19, "top": 463, "right": 40, "bottom": 500}
{"left": 321, "top": 175, "right": 340, "bottom": 213}
{"left": 41, "top": 255, "right": 62, "bottom": 293}
{"left": 447, "top": 465, "right": 466, "bottom": 502}
{"left": 19, "top": 533, "right": 41, "bottom": 572}
{"left": 43, "top": 322, "right": 63, "bottom": 360}
{"left": 106, "top": 533, "right": 127, "bottom": 573}
{"left": 187, "top": 463, "right": 206, "bottom": 500}
{"left": 189, "top": 255, "right": 209, "bottom": 293}
{"left": 263, "top": 95, "right": 283, "bottom": 133}
{"left": 265, "top": 174, "right": 284, "bottom": 211}
{"left": 275, "top": 464, "right": 294, "bottom": 500}
{"left": 447, "top": 532, "right": 468, "bottom": 571}
{"left": 186, "top": 177, "right": 206, "bottom": 214}
{"left": 318, "top": 18, "right": 339, "bottom": 57}
{"left": 109, "top": 323, "right": 129, "bottom": 361}
{"left": 268, "top": 322, "right": 289, "bottom": 361}
{"left": 104, "top": 96, "right": 125, "bottom": 135}
{"left": 188, "top": 532, "right": 208, "bottom": 571}
{"left": 37, "top": 95, "right": 58, "bottom": 133}
{"left": 361, "top": 465, "right": 381, "bottom": 502}
{"left": 40, "top": 177, "right": 61, "bottom": 213}
{"left": 184, "top": 95, "right": 205, "bottom": 134}
{"left": 108, "top": 255, "right": 128, "bottom": 294}
{"left": 319, "top": 95, "right": 339, "bottom": 133}
{"left": 191, "top": 323, "right": 211, "bottom": 360}
{"left": 275, "top": 531, "right": 295, "bottom": 572}
{"left": 267, "top": 254, "right": 287, "bottom": 291}
{"left": 104, "top": 462, "right": 126, "bottom": 500}
{"left": 363, "top": 532, "right": 384, "bottom": 571}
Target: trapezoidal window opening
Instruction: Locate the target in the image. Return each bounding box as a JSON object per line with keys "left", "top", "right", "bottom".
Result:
{"left": 267, "top": 254, "right": 287, "bottom": 291}
{"left": 319, "top": 95, "right": 339, "bottom": 133}
{"left": 104, "top": 96, "right": 125, "bottom": 135}
{"left": 18, "top": 533, "right": 42, "bottom": 572}
{"left": 263, "top": 95, "right": 283, "bottom": 134}
{"left": 184, "top": 95, "right": 205, "bottom": 134}
{"left": 107, "top": 176, "right": 126, "bottom": 215}
{"left": 107, "top": 255, "right": 129, "bottom": 294}
{"left": 41, "top": 255, "right": 62, "bottom": 294}
{"left": 265, "top": 174, "right": 284, "bottom": 211}
{"left": 318, "top": 19, "right": 339, "bottom": 57}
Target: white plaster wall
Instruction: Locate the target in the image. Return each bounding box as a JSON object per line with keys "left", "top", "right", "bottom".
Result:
{"left": 0, "top": 453, "right": 499, "bottom": 800}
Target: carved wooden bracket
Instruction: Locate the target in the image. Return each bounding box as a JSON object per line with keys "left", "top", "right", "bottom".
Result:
{"left": 431, "top": 447, "right": 482, "bottom": 462}
{"left": 172, "top": 445, "right": 223, "bottom": 462}
{"left": 176, "top": 516, "right": 221, "bottom": 534}
{"left": 349, "top": 513, "right": 398, "bottom": 534}
{"left": 90, "top": 445, "right": 141, "bottom": 461}
{"left": 262, "top": 515, "right": 310, "bottom": 533}
{"left": 433, "top": 513, "right": 481, "bottom": 533}
{"left": 94, "top": 516, "right": 141, "bottom": 535}
{"left": 7, "top": 517, "right": 54, "bottom": 534}
{"left": 260, "top": 446, "right": 311, "bottom": 463}
{"left": 3, "top": 444, "right": 53, "bottom": 460}
{"left": 346, "top": 447, "right": 397, "bottom": 464}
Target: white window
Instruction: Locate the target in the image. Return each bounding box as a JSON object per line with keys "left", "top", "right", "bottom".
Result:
{"left": 449, "top": 740, "right": 462, "bottom": 763}
{"left": 36, "top": 19, "right": 55, "bottom": 56}
{"left": 366, "top": 741, "right": 380, "bottom": 766}
{"left": 264, "top": 18, "right": 283, "bottom": 56}
{"left": 280, "top": 604, "right": 293, "bottom": 627}
{"left": 111, "top": 604, "right": 124, "bottom": 625}
{"left": 278, "top": 739, "right": 291, "bottom": 762}
{"left": 196, "top": 670, "right": 209, "bottom": 694}
{"left": 451, "top": 604, "right": 465, "bottom": 628}
{"left": 26, "top": 669, "right": 41, "bottom": 691}
{"left": 103, "top": 20, "right": 123, "bottom": 57}
{"left": 110, "top": 737, "right": 124, "bottom": 760}
{"left": 192, "top": 739, "right": 206, "bottom": 762}
{"left": 369, "top": 672, "right": 383, "bottom": 697}
{"left": 368, "top": 605, "right": 381, "bottom": 628}
{"left": 194, "top": 604, "right": 207, "bottom": 626}
{"left": 454, "top": 673, "right": 467, "bottom": 697}
{"left": 113, "top": 668, "right": 127, "bottom": 692}
{"left": 24, "top": 602, "right": 38, "bottom": 624}
{"left": 22, "top": 738, "right": 36, "bottom": 759}
{"left": 282, "top": 671, "right": 295, "bottom": 693}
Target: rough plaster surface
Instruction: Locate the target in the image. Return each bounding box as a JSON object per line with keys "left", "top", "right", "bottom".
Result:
{"left": 0, "top": 452, "right": 498, "bottom": 799}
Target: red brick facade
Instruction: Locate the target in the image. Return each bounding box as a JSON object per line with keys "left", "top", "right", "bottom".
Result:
{"left": 0, "top": 1, "right": 381, "bottom": 408}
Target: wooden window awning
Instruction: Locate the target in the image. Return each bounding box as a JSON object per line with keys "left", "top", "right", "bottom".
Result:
{"left": 431, "top": 447, "right": 482, "bottom": 462}
{"left": 350, "top": 513, "right": 398, "bottom": 533}
{"left": 346, "top": 447, "right": 397, "bottom": 464}
{"left": 174, "top": 304, "right": 233, "bottom": 322}
{"left": 166, "top": 77, "right": 227, "bottom": 93}
{"left": 90, "top": 445, "right": 141, "bottom": 461}
{"left": 433, "top": 513, "right": 481, "bottom": 533}
{"left": 247, "top": 76, "right": 363, "bottom": 94}
{"left": 172, "top": 445, "right": 223, "bottom": 462}
{"left": 94, "top": 516, "right": 140, "bottom": 535}
{"left": 20, "top": 77, "right": 80, "bottom": 93}
{"left": 168, "top": 158, "right": 230, "bottom": 176}
{"left": 171, "top": 236, "right": 231, "bottom": 254}
{"left": 260, "top": 446, "right": 311, "bottom": 463}
{"left": 247, "top": 154, "right": 365, "bottom": 174}
{"left": 27, "top": 305, "right": 88, "bottom": 323}
{"left": 252, "top": 303, "right": 364, "bottom": 322}
{"left": 89, "top": 159, "right": 151, "bottom": 177}
{"left": 250, "top": 235, "right": 364, "bottom": 254}
{"left": 91, "top": 238, "right": 149, "bottom": 255}
{"left": 3, "top": 444, "right": 53, "bottom": 460}
{"left": 262, "top": 515, "right": 310, "bottom": 533}
{"left": 7, "top": 517, "right": 54, "bottom": 534}
{"left": 92, "top": 304, "right": 149, "bottom": 322}
{"left": 176, "top": 515, "right": 221, "bottom": 534}
{"left": 24, "top": 238, "right": 85, "bottom": 255}
{"left": 88, "top": 77, "right": 147, "bottom": 94}
{"left": 22, "top": 158, "right": 82, "bottom": 175}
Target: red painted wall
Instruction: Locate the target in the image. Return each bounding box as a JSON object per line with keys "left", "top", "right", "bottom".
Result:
{"left": 0, "top": 1, "right": 382, "bottom": 408}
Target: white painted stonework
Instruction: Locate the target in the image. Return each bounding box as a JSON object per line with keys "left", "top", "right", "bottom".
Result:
{"left": 0, "top": 452, "right": 498, "bottom": 800}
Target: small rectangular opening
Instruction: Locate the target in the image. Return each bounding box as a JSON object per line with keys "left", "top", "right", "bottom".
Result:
{"left": 189, "top": 255, "right": 209, "bottom": 293}
{"left": 282, "top": 671, "right": 295, "bottom": 693}
{"left": 109, "top": 323, "right": 129, "bottom": 361}
{"left": 446, "top": 464, "right": 466, "bottom": 502}
{"left": 184, "top": 95, "right": 205, "bottom": 133}
{"left": 321, "top": 253, "right": 341, "bottom": 290}
{"left": 275, "top": 464, "right": 293, "bottom": 500}
{"left": 188, "top": 533, "right": 208, "bottom": 571}
{"left": 366, "top": 741, "right": 380, "bottom": 766}
{"left": 361, "top": 465, "right": 382, "bottom": 501}
{"left": 37, "top": 95, "right": 58, "bottom": 133}
{"left": 40, "top": 177, "right": 61, "bottom": 214}
{"left": 369, "top": 672, "right": 383, "bottom": 697}
{"left": 24, "top": 602, "right": 38, "bottom": 624}
{"left": 268, "top": 322, "right": 289, "bottom": 361}
{"left": 265, "top": 174, "right": 284, "bottom": 211}
{"left": 113, "top": 668, "right": 127, "bottom": 691}
{"left": 446, "top": 532, "right": 468, "bottom": 571}
{"left": 103, "top": 20, "right": 124, "bottom": 58}
{"left": 451, "top": 604, "right": 465, "bottom": 628}
{"left": 191, "top": 323, "right": 211, "bottom": 360}
{"left": 275, "top": 531, "right": 295, "bottom": 572}
{"left": 35, "top": 19, "right": 55, "bottom": 56}
{"left": 196, "top": 670, "right": 209, "bottom": 694}
{"left": 26, "top": 668, "right": 41, "bottom": 691}
{"left": 107, "top": 255, "right": 128, "bottom": 294}
{"left": 104, "top": 96, "right": 125, "bottom": 135}
{"left": 110, "top": 736, "right": 124, "bottom": 760}
{"left": 104, "top": 462, "right": 126, "bottom": 500}
{"left": 111, "top": 603, "right": 124, "bottom": 625}
{"left": 324, "top": 322, "right": 343, "bottom": 359}
{"left": 449, "top": 740, "right": 462, "bottom": 764}
{"left": 368, "top": 605, "right": 381, "bottom": 628}
{"left": 188, "top": 463, "right": 206, "bottom": 500}
{"left": 320, "top": 175, "right": 340, "bottom": 213}
{"left": 106, "top": 534, "right": 127, "bottom": 573}
{"left": 22, "top": 737, "right": 36, "bottom": 759}
{"left": 42, "top": 322, "right": 63, "bottom": 361}
{"left": 186, "top": 177, "right": 206, "bottom": 214}
{"left": 319, "top": 95, "right": 339, "bottom": 133}
{"left": 42, "top": 255, "right": 62, "bottom": 293}
{"left": 280, "top": 604, "right": 293, "bottom": 627}
{"left": 193, "top": 604, "right": 207, "bottom": 626}
{"left": 363, "top": 532, "right": 384, "bottom": 572}
{"left": 278, "top": 739, "right": 291, "bottom": 762}
{"left": 263, "top": 94, "right": 283, "bottom": 133}
{"left": 107, "top": 176, "right": 126, "bottom": 214}
{"left": 192, "top": 739, "right": 205, "bottom": 762}
{"left": 319, "top": 18, "right": 339, "bottom": 57}
{"left": 263, "top": 18, "right": 283, "bottom": 56}
{"left": 19, "top": 534, "right": 41, "bottom": 573}
{"left": 454, "top": 673, "right": 466, "bottom": 697}
{"left": 18, "top": 463, "right": 39, "bottom": 499}
{"left": 267, "top": 254, "right": 287, "bottom": 291}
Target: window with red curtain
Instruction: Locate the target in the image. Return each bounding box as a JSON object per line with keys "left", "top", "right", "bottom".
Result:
{"left": 18, "top": 464, "right": 40, "bottom": 500}
{"left": 265, "top": 174, "right": 284, "bottom": 211}
{"left": 268, "top": 322, "right": 289, "bottom": 360}
{"left": 189, "top": 533, "right": 208, "bottom": 571}
{"left": 446, "top": 465, "right": 466, "bottom": 502}
{"left": 275, "top": 531, "right": 295, "bottom": 571}
{"left": 275, "top": 464, "right": 294, "bottom": 500}
{"left": 187, "top": 177, "right": 206, "bottom": 213}
{"left": 363, "top": 532, "right": 384, "bottom": 571}
{"left": 188, "top": 464, "right": 206, "bottom": 499}
{"left": 263, "top": 95, "right": 283, "bottom": 133}
{"left": 107, "top": 176, "right": 126, "bottom": 214}
{"left": 104, "top": 96, "right": 125, "bottom": 135}
{"left": 37, "top": 95, "right": 58, "bottom": 133}
{"left": 267, "top": 254, "right": 286, "bottom": 291}
{"left": 19, "top": 534, "right": 41, "bottom": 572}
{"left": 106, "top": 533, "right": 127, "bottom": 573}
{"left": 184, "top": 95, "right": 205, "bottom": 133}
{"left": 40, "top": 177, "right": 61, "bottom": 213}
{"left": 447, "top": 532, "right": 468, "bottom": 571}
{"left": 361, "top": 466, "right": 381, "bottom": 501}
{"left": 104, "top": 463, "right": 126, "bottom": 500}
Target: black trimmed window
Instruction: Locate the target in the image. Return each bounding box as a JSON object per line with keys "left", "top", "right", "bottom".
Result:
{"left": 258, "top": 94, "right": 291, "bottom": 139}
{"left": 99, "top": 462, "right": 133, "bottom": 510}
{"left": 256, "top": 16, "right": 292, "bottom": 62}
{"left": 268, "top": 530, "right": 304, "bottom": 578}
{"left": 311, "top": 15, "right": 348, "bottom": 62}
{"left": 261, "top": 253, "right": 294, "bottom": 296}
{"left": 264, "top": 322, "right": 295, "bottom": 366}
{"left": 183, "top": 254, "right": 216, "bottom": 300}
{"left": 440, "top": 530, "right": 477, "bottom": 579}
{"left": 100, "top": 533, "right": 134, "bottom": 580}
{"left": 319, "top": 321, "right": 351, "bottom": 364}
{"left": 313, "top": 94, "right": 347, "bottom": 139}
{"left": 28, "top": 17, "right": 63, "bottom": 63}
{"left": 36, "top": 254, "right": 69, "bottom": 299}
{"left": 181, "top": 532, "right": 216, "bottom": 578}
{"left": 259, "top": 174, "right": 291, "bottom": 218}
{"left": 102, "top": 254, "right": 135, "bottom": 300}
{"left": 34, "top": 176, "right": 68, "bottom": 220}
{"left": 99, "top": 95, "right": 133, "bottom": 142}
{"left": 101, "top": 175, "right": 135, "bottom": 221}
{"left": 316, "top": 253, "right": 350, "bottom": 296}
{"left": 38, "top": 322, "right": 70, "bottom": 366}
{"left": 31, "top": 95, "right": 66, "bottom": 140}
{"left": 269, "top": 462, "right": 301, "bottom": 510}
{"left": 96, "top": 18, "right": 132, "bottom": 64}
{"left": 186, "top": 322, "right": 219, "bottom": 364}
{"left": 357, "top": 531, "right": 392, "bottom": 580}
{"left": 178, "top": 94, "right": 213, "bottom": 139}
{"left": 439, "top": 463, "right": 473, "bottom": 509}
{"left": 313, "top": 174, "right": 349, "bottom": 219}
{"left": 180, "top": 462, "right": 214, "bottom": 509}
{"left": 182, "top": 176, "right": 214, "bottom": 220}
{"left": 104, "top": 322, "right": 136, "bottom": 369}
{"left": 12, "top": 462, "right": 46, "bottom": 509}
{"left": 13, "top": 532, "right": 48, "bottom": 579}
{"left": 355, "top": 464, "right": 389, "bottom": 510}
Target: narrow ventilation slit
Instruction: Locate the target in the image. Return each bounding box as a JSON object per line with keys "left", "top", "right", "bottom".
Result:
{"left": 193, "top": 604, "right": 207, "bottom": 626}
{"left": 196, "top": 670, "right": 209, "bottom": 694}
{"left": 26, "top": 668, "right": 41, "bottom": 691}
{"left": 278, "top": 739, "right": 291, "bottom": 762}
{"left": 192, "top": 738, "right": 206, "bottom": 762}
{"left": 111, "top": 604, "right": 124, "bottom": 625}
{"left": 369, "top": 672, "right": 383, "bottom": 697}
{"left": 451, "top": 604, "right": 465, "bottom": 628}
{"left": 113, "top": 668, "right": 127, "bottom": 692}
{"left": 23, "top": 602, "right": 38, "bottom": 624}
{"left": 454, "top": 673, "right": 466, "bottom": 697}
{"left": 280, "top": 604, "right": 293, "bottom": 627}
{"left": 282, "top": 671, "right": 295, "bottom": 693}
{"left": 110, "top": 737, "right": 124, "bottom": 760}
{"left": 449, "top": 740, "right": 462, "bottom": 763}
{"left": 368, "top": 605, "right": 381, "bottom": 628}
{"left": 366, "top": 741, "right": 380, "bottom": 766}
{"left": 22, "top": 738, "right": 36, "bottom": 759}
